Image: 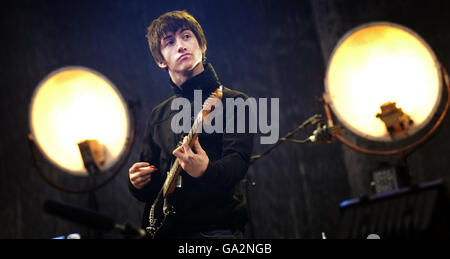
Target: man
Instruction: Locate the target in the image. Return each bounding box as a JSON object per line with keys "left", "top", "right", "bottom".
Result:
{"left": 128, "top": 10, "right": 254, "bottom": 239}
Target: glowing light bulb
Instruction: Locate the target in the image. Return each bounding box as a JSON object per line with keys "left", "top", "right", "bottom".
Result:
{"left": 30, "top": 67, "right": 130, "bottom": 176}
{"left": 325, "top": 22, "right": 442, "bottom": 141}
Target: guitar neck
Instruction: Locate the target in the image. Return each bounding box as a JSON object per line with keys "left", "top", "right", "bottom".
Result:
{"left": 162, "top": 86, "right": 223, "bottom": 198}
{"left": 162, "top": 116, "right": 201, "bottom": 197}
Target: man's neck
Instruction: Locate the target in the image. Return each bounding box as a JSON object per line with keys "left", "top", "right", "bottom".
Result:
{"left": 169, "top": 63, "right": 205, "bottom": 89}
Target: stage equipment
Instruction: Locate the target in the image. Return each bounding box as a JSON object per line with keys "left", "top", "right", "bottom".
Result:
{"left": 250, "top": 114, "right": 323, "bottom": 164}
{"left": 44, "top": 199, "right": 146, "bottom": 239}
{"left": 324, "top": 22, "right": 448, "bottom": 147}
{"left": 323, "top": 22, "right": 449, "bottom": 190}
{"left": 322, "top": 22, "right": 450, "bottom": 239}
{"left": 28, "top": 66, "right": 135, "bottom": 193}
{"left": 337, "top": 179, "right": 450, "bottom": 239}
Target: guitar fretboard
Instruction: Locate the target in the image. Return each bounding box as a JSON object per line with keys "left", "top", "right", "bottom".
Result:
{"left": 162, "top": 86, "right": 223, "bottom": 197}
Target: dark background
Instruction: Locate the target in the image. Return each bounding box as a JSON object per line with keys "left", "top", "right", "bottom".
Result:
{"left": 1, "top": 0, "right": 450, "bottom": 239}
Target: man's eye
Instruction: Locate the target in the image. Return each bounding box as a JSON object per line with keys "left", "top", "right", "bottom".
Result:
{"left": 166, "top": 40, "right": 174, "bottom": 46}
{"left": 183, "top": 34, "right": 191, "bottom": 39}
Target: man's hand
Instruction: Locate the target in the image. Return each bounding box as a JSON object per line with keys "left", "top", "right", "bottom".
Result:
{"left": 129, "top": 162, "right": 158, "bottom": 189}
{"left": 172, "top": 136, "right": 209, "bottom": 178}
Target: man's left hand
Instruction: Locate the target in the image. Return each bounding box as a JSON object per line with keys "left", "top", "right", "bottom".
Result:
{"left": 172, "top": 136, "right": 209, "bottom": 178}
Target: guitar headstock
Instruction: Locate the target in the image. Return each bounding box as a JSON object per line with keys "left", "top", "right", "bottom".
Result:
{"left": 211, "top": 86, "right": 223, "bottom": 100}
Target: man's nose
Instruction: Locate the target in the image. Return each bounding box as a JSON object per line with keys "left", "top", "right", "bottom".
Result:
{"left": 177, "top": 42, "right": 187, "bottom": 52}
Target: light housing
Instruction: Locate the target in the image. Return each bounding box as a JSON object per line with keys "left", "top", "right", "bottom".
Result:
{"left": 29, "top": 66, "right": 131, "bottom": 176}
{"left": 325, "top": 22, "right": 443, "bottom": 142}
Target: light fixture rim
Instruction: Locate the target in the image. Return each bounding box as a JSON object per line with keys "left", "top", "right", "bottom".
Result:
{"left": 324, "top": 21, "right": 443, "bottom": 142}
{"left": 29, "top": 65, "right": 132, "bottom": 176}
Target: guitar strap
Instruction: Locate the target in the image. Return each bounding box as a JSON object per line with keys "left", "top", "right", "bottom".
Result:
{"left": 146, "top": 158, "right": 177, "bottom": 239}
{"left": 146, "top": 187, "right": 163, "bottom": 237}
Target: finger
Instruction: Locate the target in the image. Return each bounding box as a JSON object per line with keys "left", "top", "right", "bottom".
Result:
{"left": 172, "top": 145, "right": 185, "bottom": 157}
{"left": 173, "top": 145, "right": 191, "bottom": 163}
{"left": 135, "top": 177, "right": 151, "bottom": 189}
{"left": 193, "top": 137, "right": 205, "bottom": 154}
{"left": 130, "top": 171, "right": 146, "bottom": 183}
{"left": 182, "top": 139, "right": 193, "bottom": 155}
{"left": 138, "top": 165, "right": 158, "bottom": 174}
{"left": 130, "top": 166, "right": 157, "bottom": 184}
{"left": 132, "top": 175, "right": 147, "bottom": 185}
{"left": 129, "top": 162, "right": 150, "bottom": 174}
{"left": 177, "top": 142, "right": 194, "bottom": 164}
{"left": 133, "top": 171, "right": 153, "bottom": 183}
{"left": 136, "top": 174, "right": 151, "bottom": 184}
{"left": 133, "top": 162, "right": 151, "bottom": 170}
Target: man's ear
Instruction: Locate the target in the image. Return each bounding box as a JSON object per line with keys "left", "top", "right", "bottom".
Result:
{"left": 157, "top": 60, "right": 167, "bottom": 69}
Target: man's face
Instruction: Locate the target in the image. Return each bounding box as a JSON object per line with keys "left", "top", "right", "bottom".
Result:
{"left": 158, "top": 28, "right": 205, "bottom": 74}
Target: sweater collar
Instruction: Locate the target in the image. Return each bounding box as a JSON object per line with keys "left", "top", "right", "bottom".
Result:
{"left": 170, "top": 63, "right": 221, "bottom": 100}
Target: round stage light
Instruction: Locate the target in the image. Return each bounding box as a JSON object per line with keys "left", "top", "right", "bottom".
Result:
{"left": 29, "top": 67, "right": 130, "bottom": 176}
{"left": 325, "top": 22, "right": 442, "bottom": 142}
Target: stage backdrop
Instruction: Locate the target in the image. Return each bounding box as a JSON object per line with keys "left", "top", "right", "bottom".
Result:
{"left": 1, "top": 0, "right": 449, "bottom": 238}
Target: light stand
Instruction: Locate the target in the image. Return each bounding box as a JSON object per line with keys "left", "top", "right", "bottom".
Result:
{"left": 322, "top": 65, "right": 450, "bottom": 193}
{"left": 245, "top": 113, "right": 332, "bottom": 238}
{"left": 78, "top": 139, "right": 103, "bottom": 212}
{"left": 321, "top": 22, "right": 450, "bottom": 238}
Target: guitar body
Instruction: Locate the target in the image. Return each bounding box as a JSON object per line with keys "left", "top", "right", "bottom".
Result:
{"left": 146, "top": 87, "right": 223, "bottom": 239}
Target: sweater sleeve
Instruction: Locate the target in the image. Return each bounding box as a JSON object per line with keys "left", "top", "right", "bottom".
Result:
{"left": 198, "top": 91, "right": 255, "bottom": 189}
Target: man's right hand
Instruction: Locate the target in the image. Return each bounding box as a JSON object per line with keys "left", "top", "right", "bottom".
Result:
{"left": 129, "top": 162, "right": 158, "bottom": 189}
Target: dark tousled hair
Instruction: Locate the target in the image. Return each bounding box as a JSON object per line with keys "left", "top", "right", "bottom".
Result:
{"left": 146, "top": 10, "right": 207, "bottom": 65}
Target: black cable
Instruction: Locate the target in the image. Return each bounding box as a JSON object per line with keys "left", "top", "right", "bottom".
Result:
{"left": 249, "top": 114, "right": 322, "bottom": 165}
{"left": 244, "top": 114, "right": 322, "bottom": 238}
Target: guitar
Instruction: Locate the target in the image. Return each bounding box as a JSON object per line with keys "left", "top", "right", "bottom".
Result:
{"left": 146, "top": 86, "right": 223, "bottom": 238}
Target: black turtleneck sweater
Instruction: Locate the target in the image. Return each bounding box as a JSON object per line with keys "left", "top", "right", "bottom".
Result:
{"left": 128, "top": 63, "right": 254, "bottom": 238}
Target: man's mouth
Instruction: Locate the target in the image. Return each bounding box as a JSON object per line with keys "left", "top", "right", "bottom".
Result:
{"left": 177, "top": 53, "right": 191, "bottom": 61}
